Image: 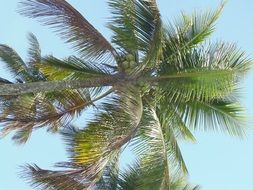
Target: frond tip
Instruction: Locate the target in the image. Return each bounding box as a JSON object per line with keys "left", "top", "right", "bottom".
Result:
{"left": 20, "top": 164, "right": 87, "bottom": 190}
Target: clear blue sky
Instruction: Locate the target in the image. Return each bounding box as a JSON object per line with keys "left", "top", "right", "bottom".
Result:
{"left": 1, "top": 1, "right": 253, "bottom": 190}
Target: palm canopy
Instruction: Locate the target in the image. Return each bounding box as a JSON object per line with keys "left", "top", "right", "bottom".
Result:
{"left": 0, "top": 0, "right": 251, "bottom": 189}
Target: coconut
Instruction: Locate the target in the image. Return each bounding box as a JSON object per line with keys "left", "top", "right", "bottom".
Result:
{"left": 129, "top": 61, "right": 136, "bottom": 68}
{"left": 126, "top": 54, "right": 135, "bottom": 61}
{"left": 121, "top": 61, "right": 129, "bottom": 69}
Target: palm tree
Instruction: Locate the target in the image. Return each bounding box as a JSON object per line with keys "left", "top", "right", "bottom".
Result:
{"left": 0, "top": 0, "right": 251, "bottom": 189}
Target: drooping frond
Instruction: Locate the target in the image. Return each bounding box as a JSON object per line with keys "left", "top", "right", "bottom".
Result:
{"left": 0, "top": 34, "right": 117, "bottom": 144}
{"left": 20, "top": 86, "right": 143, "bottom": 188}
{"left": 128, "top": 104, "right": 193, "bottom": 189}
{"left": 108, "top": 0, "right": 162, "bottom": 66}
{"left": 61, "top": 87, "right": 143, "bottom": 178}
{"left": 20, "top": 164, "right": 87, "bottom": 190}
{"left": 21, "top": 152, "right": 123, "bottom": 190}
{"left": 19, "top": 0, "right": 117, "bottom": 61}
{"left": 126, "top": 108, "right": 186, "bottom": 189}
{"left": 130, "top": 107, "right": 171, "bottom": 189}
{"left": 157, "top": 102, "right": 196, "bottom": 142}
{"left": 158, "top": 108, "right": 192, "bottom": 174}
{"left": 177, "top": 98, "right": 247, "bottom": 137}
{"left": 158, "top": 75, "right": 247, "bottom": 138}
{"left": 141, "top": 0, "right": 163, "bottom": 66}
{"left": 118, "top": 161, "right": 199, "bottom": 190}
{"left": 0, "top": 88, "right": 113, "bottom": 144}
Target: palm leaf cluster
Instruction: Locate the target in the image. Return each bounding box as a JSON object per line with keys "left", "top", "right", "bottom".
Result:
{"left": 0, "top": 0, "right": 251, "bottom": 189}
{"left": 0, "top": 33, "right": 108, "bottom": 144}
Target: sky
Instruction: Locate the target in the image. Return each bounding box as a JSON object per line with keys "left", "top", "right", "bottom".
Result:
{"left": 0, "top": 0, "right": 253, "bottom": 190}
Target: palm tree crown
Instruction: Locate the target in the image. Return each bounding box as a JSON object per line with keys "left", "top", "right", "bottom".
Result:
{"left": 0, "top": 0, "right": 251, "bottom": 189}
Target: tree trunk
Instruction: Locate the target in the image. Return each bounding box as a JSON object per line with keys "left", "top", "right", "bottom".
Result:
{"left": 0, "top": 76, "right": 118, "bottom": 96}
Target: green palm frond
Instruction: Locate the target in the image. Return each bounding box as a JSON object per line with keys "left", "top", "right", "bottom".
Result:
{"left": 108, "top": 0, "right": 162, "bottom": 65}
{"left": 118, "top": 161, "right": 199, "bottom": 190}
{"left": 158, "top": 104, "right": 196, "bottom": 142}
{"left": 158, "top": 108, "right": 192, "bottom": 174}
{"left": 0, "top": 44, "right": 30, "bottom": 81}
{"left": 18, "top": 0, "right": 117, "bottom": 61}
{"left": 163, "top": 3, "right": 224, "bottom": 63}
{"left": 26, "top": 33, "right": 47, "bottom": 82}
{"left": 162, "top": 42, "right": 251, "bottom": 74}
{"left": 108, "top": 0, "right": 137, "bottom": 55}
{"left": 127, "top": 107, "right": 184, "bottom": 189}
{"left": 38, "top": 56, "right": 113, "bottom": 81}
{"left": 141, "top": 0, "right": 163, "bottom": 65}
{"left": 27, "top": 33, "right": 41, "bottom": 66}
{"left": 158, "top": 82, "right": 247, "bottom": 137}
{"left": 178, "top": 98, "right": 247, "bottom": 137}
{"left": 0, "top": 33, "right": 43, "bottom": 84}
{"left": 158, "top": 42, "right": 251, "bottom": 102}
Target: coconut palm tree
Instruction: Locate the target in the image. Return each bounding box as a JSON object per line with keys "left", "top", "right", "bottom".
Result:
{"left": 0, "top": 0, "right": 251, "bottom": 189}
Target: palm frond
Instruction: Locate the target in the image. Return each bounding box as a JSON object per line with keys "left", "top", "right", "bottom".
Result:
{"left": 158, "top": 42, "right": 251, "bottom": 102}
{"left": 62, "top": 86, "right": 142, "bottom": 169}
{"left": 163, "top": 3, "right": 224, "bottom": 63}
{"left": 20, "top": 86, "right": 143, "bottom": 188}
{"left": 0, "top": 34, "right": 44, "bottom": 84}
{"left": 158, "top": 75, "right": 247, "bottom": 137}
{"left": 118, "top": 160, "right": 199, "bottom": 190}
{"left": 94, "top": 150, "right": 121, "bottom": 190}
{"left": 12, "top": 126, "right": 34, "bottom": 144}
{"left": 0, "top": 88, "right": 113, "bottom": 144}
{"left": 0, "top": 94, "right": 37, "bottom": 143}
{"left": 126, "top": 107, "right": 173, "bottom": 189}
{"left": 0, "top": 44, "right": 30, "bottom": 81}
{"left": 38, "top": 56, "right": 113, "bottom": 81}
{"left": 178, "top": 98, "right": 247, "bottom": 137}
{"left": 19, "top": 0, "right": 117, "bottom": 61}
{"left": 20, "top": 164, "right": 87, "bottom": 190}
{"left": 136, "top": 95, "right": 194, "bottom": 176}
{"left": 27, "top": 33, "right": 41, "bottom": 65}
{"left": 108, "top": 0, "right": 162, "bottom": 66}
{"left": 26, "top": 33, "right": 47, "bottom": 82}
{"left": 158, "top": 103, "right": 196, "bottom": 142}
{"left": 108, "top": 0, "right": 137, "bottom": 54}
